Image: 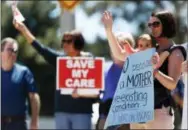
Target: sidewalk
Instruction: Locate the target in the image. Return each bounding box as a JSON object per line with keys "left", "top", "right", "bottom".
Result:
{"left": 27, "top": 103, "right": 99, "bottom": 129}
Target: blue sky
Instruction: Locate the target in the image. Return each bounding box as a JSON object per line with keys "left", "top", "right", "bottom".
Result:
{"left": 75, "top": 5, "right": 138, "bottom": 43}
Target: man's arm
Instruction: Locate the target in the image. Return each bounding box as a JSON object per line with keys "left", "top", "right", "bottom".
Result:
{"left": 29, "top": 93, "right": 40, "bottom": 129}
{"left": 13, "top": 20, "right": 61, "bottom": 67}
{"left": 24, "top": 68, "right": 40, "bottom": 129}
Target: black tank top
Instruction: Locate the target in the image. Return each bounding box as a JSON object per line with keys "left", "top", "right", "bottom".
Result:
{"left": 154, "top": 45, "right": 187, "bottom": 109}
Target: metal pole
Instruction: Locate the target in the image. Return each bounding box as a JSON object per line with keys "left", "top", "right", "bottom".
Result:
{"left": 60, "top": 10, "right": 75, "bottom": 34}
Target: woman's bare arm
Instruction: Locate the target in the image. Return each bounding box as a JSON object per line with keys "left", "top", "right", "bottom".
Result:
{"left": 155, "top": 49, "right": 184, "bottom": 90}
{"left": 102, "top": 11, "right": 128, "bottom": 61}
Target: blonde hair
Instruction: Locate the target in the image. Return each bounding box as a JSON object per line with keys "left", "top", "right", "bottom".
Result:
{"left": 1, "top": 37, "right": 18, "bottom": 52}
{"left": 115, "top": 32, "right": 135, "bottom": 47}
{"left": 138, "top": 34, "right": 151, "bottom": 41}
{"left": 137, "top": 34, "right": 157, "bottom": 47}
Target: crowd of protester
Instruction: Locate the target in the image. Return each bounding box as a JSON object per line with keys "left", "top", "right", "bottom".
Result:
{"left": 1, "top": 8, "right": 187, "bottom": 130}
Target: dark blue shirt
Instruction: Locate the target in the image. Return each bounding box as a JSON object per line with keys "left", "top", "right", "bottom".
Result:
{"left": 171, "top": 79, "right": 184, "bottom": 98}
{"left": 1, "top": 63, "right": 37, "bottom": 116}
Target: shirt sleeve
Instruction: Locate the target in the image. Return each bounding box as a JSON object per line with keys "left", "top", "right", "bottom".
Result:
{"left": 24, "top": 68, "right": 37, "bottom": 93}
{"left": 31, "top": 40, "right": 62, "bottom": 67}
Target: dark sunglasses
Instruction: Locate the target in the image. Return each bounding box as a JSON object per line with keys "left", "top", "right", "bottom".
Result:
{"left": 62, "top": 39, "right": 73, "bottom": 44}
{"left": 148, "top": 21, "right": 161, "bottom": 28}
{"left": 5, "top": 48, "right": 17, "bottom": 53}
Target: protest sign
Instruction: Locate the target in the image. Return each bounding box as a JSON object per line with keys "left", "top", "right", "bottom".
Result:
{"left": 11, "top": 1, "right": 25, "bottom": 22}
{"left": 104, "top": 48, "right": 155, "bottom": 128}
{"left": 56, "top": 57, "right": 104, "bottom": 95}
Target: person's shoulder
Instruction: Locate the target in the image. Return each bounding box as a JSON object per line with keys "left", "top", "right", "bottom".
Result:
{"left": 170, "top": 44, "right": 187, "bottom": 59}
{"left": 15, "top": 63, "right": 31, "bottom": 72}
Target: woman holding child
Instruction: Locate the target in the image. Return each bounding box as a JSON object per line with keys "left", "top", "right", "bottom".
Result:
{"left": 102, "top": 10, "right": 186, "bottom": 129}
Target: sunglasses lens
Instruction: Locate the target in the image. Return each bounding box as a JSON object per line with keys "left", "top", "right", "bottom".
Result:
{"left": 148, "top": 23, "right": 152, "bottom": 28}
{"left": 148, "top": 21, "right": 160, "bottom": 28}
{"left": 6, "top": 48, "right": 17, "bottom": 53}
{"left": 152, "top": 22, "right": 160, "bottom": 27}
{"left": 62, "top": 39, "right": 72, "bottom": 43}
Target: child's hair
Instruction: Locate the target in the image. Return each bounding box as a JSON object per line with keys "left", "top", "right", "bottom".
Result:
{"left": 137, "top": 34, "right": 157, "bottom": 48}
{"left": 115, "top": 32, "right": 135, "bottom": 47}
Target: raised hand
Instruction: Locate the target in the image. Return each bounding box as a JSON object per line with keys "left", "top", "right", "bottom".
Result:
{"left": 13, "top": 19, "right": 26, "bottom": 33}
{"left": 101, "top": 11, "right": 113, "bottom": 30}
{"left": 13, "top": 19, "right": 36, "bottom": 44}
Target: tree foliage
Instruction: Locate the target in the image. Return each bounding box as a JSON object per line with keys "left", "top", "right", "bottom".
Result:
{"left": 80, "top": 1, "right": 188, "bottom": 45}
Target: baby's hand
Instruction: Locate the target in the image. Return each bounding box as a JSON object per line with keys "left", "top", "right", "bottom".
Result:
{"left": 182, "top": 60, "right": 188, "bottom": 73}
{"left": 151, "top": 52, "right": 160, "bottom": 69}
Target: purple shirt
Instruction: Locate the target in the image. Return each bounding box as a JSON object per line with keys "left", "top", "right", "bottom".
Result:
{"left": 102, "top": 62, "right": 122, "bottom": 102}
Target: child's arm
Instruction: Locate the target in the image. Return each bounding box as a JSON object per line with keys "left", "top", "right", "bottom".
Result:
{"left": 123, "top": 43, "right": 137, "bottom": 54}
{"left": 157, "top": 51, "right": 170, "bottom": 68}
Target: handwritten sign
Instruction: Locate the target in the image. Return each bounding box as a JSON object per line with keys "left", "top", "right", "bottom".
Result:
{"left": 56, "top": 57, "right": 104, "bottom": 95}
{"left": 11, "top": 2, "right": 25, "bottom": 22}
{"left": 104, "top": 48, "right": 155, "bottom": 128}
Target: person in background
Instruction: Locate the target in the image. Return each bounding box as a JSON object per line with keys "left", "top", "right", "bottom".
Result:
{"left": 171, "top": 60, "right": 188, "bottom": 129}
{"left": 181, "top": 60, "right": 188, "bottom": 129}
{"left": 171, "top": 79, "right": 184, "bottom": 129}
{"left": 13, "top": 20, "right": 98, "bottom": 129}
{"left": 1, "top": 37, "right": 40, "bottom": 130}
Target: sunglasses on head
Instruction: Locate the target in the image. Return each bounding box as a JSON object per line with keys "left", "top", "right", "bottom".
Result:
{"left": 148, "top": 21, "right": 161, "bottom": 28}
{"left": 62, "top": 39, "right": 73, "bottom": 44}
{"left": 5, "top": 48, "right": 17, "bottom": 53}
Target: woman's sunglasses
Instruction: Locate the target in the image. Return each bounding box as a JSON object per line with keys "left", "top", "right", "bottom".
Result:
{"left": 5, "top": 48, "right": 17, "bottom": 53}
{"left": 148, "top": 21, "right": 161, "bottom": 28}
{"left": 62, "top": 39, "right": 73, "bottom": 44}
